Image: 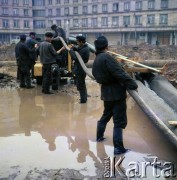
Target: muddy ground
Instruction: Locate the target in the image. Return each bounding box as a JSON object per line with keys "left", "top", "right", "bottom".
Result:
{"left": 0, "top": 45, "right": 177, "bottom": 179}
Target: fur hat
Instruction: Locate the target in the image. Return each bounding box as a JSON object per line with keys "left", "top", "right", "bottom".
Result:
{"left": 20, "top": 34, "right": 26, "bottom": 40}
{"left": 76, "top": 35, "right": 86, "bottom": 43}
{"left": 94, "top": 36, "right": 108, "bottom": 50}
{"left": 45, "top": 32, "right": 53, "bottom": 38}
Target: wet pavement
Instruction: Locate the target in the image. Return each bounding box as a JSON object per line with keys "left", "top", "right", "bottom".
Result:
{"left": 0, "top": 80, "right": 177, "bottom": 179}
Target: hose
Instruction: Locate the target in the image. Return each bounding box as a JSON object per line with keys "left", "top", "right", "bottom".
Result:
{"left": 59, "top": 36, "right": 177, "bottom": 148}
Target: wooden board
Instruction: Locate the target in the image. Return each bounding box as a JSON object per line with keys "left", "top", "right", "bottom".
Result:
{"left": 168, "top": 121, "right": 177, "bottom": 126}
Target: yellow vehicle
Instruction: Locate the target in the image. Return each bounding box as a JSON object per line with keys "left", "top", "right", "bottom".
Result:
{"left": 33, "top": 36, "right": 95, "bottom": 88}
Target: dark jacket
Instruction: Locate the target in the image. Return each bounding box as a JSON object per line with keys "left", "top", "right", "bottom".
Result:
{"left": 39, "top": 41, "right": 57, "bottom": 65}
{"left": 26, "top": 38, "right": 38, "bottom": 64}
{"left": 15, "top": 41, "right": 31, "bottom": 66}
{"left": 92, "top": 51, "right": 138, "bottom": 101}
{"left": 71, "top": 44, "right": 89, "bottom": 75}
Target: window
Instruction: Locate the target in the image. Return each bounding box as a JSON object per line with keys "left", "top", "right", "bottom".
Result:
{"left": 2, "top": 8, "right": 8, "bottom": 15}
{"left": 73, "top": 19, "right": 79, "bottom": 27}
{"left": 91, "top": 18, "right": 97, "bottom": 27}
{"left": 148, "top": 0, "right": 155, "bottom": 9}
{"left": 33, "top": 10, "right": 45, "bottom": 17}
{"left": 73, "top": 7, "right": 78, "bottom": 14}
{"left": 101, "top": 17, "right": 108, "bottom": 26}
{"left": 13, "top": 8, "right": 19, "bottom": 15}
{"left": 160, "top": 14, "right": 168, "bottom": 24}
{"left": 56, "top": 0, "right": 60, "bottom": 4}
{"left": 147, "top": 15, "right": 155, "bottom": 24}
{"left": 24, "top": 20, "right": 29, "bottom": 28}
{"left": 48, "top": 0, "right": 52, "bottom": 5}
{"left": 102, "top": 4, "right": 108, "bottom": 12}
{"left": 135, "top": 1, "right": 142, "bottom": 10}
{"left": 161, "top": 0, "right": 168, "bottom": 8}
{"left": 82, "top": 18, "right": 88, "bottom": 27}
{"left": 13, "top": 0, "right": 19, "bottom": 4}
{"left": 1, "top": 0, "right": 8, "bottom": 4}
{"left": 92, "top": 5, "right": 97, "bottom": 13}
{"left": 56, "top": 8, "right": 60, "bottom": 16}
{"left": 13, "top": 20, "right": 19, "bottom": 28}
{"left": 123, "top": 16, "right": 130, "bottom": 26}
{"left": 73, "top": 0, "right": 78, "bottom": 3}
{"left": 83, "top": 6, "right": 88, "bottom": 14}
{"left": 24, "top": 9, "right": 29, "bottom": 16}
{"left": 124, "top": 2, "right": 130, "bottom": 11}
{"left": 82, "top": 0, "right": 88, "bottom": 3}
{"left": 32, "top": 0, "right": 45, "bottom": 6}
{"left": 23, "top": 0, "right": 29, "bottom": 5}
{"left": 112, "top": 16, "right": 119, "bottom": 26}
{"left": 2, "top": 19, "right": 8, "bottom": 28}
{"left": 113, "top": 3, "right": 119, "bottom": 12}
{"left": 135, "top": 15, "right": 142, "bottom": 25}
{"left": 56, "top": 20, "right": 61, "bottom": 26}
{"left": 33, "top": 20, "right": 45, "bottom": 28}
{"left": 48, "top": 20, "right": 53, "bottom": 27}
{"left": 64, "top": 8, "right": 69, "bottom": 15}
{"left": 64, "top": 0, "right": 69, "bottom": 4}
{"left": 48, "top": 9, "right": 52, "bottom": 16}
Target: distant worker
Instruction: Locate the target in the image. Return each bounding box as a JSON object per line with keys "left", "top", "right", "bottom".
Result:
{"left": 26, "top": 32, "right": 39, "bottom": 81}
{"left": 38, "top": 32, "right": 64, "bottom": 94}
{"left": 70, "top": 36, "right": 90, "bottom": 103}
{"left": 15, "top": 35, "right": 35, "bottom": 89}
{"left": 92, "top": 36, "right": 138, "bottom": 155}
{"left": 51, "top": 24, "right": 67, "bottom": 41}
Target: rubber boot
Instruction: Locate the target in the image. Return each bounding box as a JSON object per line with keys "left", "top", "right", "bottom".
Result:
{"left": 113, "top": 128, "right": 128, "bottom": 155}
{"left": 79, "top": 89, "right": 87, "bottom": 103}
{"left": 96, "top": 121, "right": 106, "bottom": 142}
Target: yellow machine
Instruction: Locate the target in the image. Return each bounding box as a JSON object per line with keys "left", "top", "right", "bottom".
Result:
{"left": 33, "top": 51, "right": 72, "bottom": 86}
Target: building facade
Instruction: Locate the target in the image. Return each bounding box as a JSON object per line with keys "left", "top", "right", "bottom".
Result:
{"left": 0, "top": 0, "right": 177, "bottom": 45}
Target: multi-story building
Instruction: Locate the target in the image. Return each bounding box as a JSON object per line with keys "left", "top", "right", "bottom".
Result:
{"left": 0, "top": 0, "right": 177, "bottom": 45}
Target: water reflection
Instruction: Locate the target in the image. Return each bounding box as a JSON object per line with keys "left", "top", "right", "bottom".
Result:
{"left": 0, "top": 87, "right": 177, "bottom": 179}
{"left": 18, "top": 89, "right": 43, "bottom": 136}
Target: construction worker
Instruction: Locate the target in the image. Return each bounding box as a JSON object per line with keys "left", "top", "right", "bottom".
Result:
{"left": 26, "top": 32, "right": 39, "bottom": 81}
{"left": 15, "top": 34, "right": 35, "bottom": 89}
{"left": 70, "top": 35, "right": 90, "bottom": 103}
{"left": 92, "top": 36, "right": 138, "bottom": 155}
{"left": 38, "top": 32, "right": 64, "bottom": 94}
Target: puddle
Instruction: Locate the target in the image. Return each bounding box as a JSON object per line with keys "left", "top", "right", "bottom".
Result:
{"left": 0, "top": 81, "right": 176, "bottom": 179}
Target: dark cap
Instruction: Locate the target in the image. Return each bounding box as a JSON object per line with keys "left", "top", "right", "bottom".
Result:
{"left": 94, "top": 36, "right": 108, "bottom": 50}
{"left": 29, "top": 32, "right": 36, "bottom": 36}
{"left": 45, "top": 32, "right": 53, "bottom": 38}
{"left": 76, "top": 35, "right": 86, "bottom": 43}
{"left": 51, "top": 24, "right": 57, "bottom": 30}
{"left": 20, "top": 34, "right": 26, "bottom": 40}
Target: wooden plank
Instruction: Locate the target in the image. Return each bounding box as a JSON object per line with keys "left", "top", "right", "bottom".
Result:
{"left": 125, "top": 67, "right": 164, "bottom": 73}
{"left": 168, "top": 121, "right": 177, "bottom": 126}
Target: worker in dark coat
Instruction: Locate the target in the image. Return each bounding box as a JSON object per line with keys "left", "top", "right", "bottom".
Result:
{"left": 26, "top": 32, "right": 38, "bottom": 80}
{"left": 51, "top": 24, "right": 67, "bottom": 41}
{"left": 38, "top": 32, "right": 63, "bottom": 94}
{"left": 15, "top": 34, "right": 35, "bottom": 89}
{"left": 51, "top": 24, "right": 68, "bottom": 68}
{"left": 70, "top": 35, "right": 90, "bottom": 103}
{"left": 92, "top": 36, "right": 138, "bottom": 155}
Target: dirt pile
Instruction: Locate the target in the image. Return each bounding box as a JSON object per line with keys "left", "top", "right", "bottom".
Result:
{"left": 109, "top": 44, "right": 177, "bottom": 61}
{"left": 0, "top": 44, "right": 16, "bottom": 61}
{"left": 163, "top": 64, "right": 177, "bottom": 88}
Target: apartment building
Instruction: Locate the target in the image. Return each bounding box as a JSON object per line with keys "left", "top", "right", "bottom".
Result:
{"left": 0, "top": 0, "right": 177, "bottom": 45}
